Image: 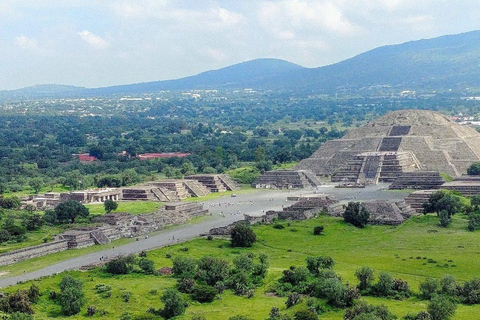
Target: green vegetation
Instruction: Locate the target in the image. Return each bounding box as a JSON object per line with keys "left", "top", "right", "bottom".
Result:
{"left": 85, "top": 201, "right": 162, "bottom": 215}
{"left": 6, "top": 213, "right": 480, "bottom": 319}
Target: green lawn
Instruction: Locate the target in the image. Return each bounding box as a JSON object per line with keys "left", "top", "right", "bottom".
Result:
{"left": 85, "top": 201, "right": 163, "bottom": 215}
{"left": 7, "top": 214, "right": 480, "bottom": 319}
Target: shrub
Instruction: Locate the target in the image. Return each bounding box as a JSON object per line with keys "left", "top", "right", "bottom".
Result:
{"left": 313, "top": 226, "right": 324, "bottom": 235}
{"left": 191, "top": 285, "right": 217, "bottom": 303}
{"left": 344, "top": 302, "right": 396, "bottom": 320}
{"left": 306, "top": 256, "right": 334, "bottom": 274}
{"left": 197, "top": 256, "right": 229, "bottom": 286}
{"left": 231, "top": 222, "right": 257, "bottom": 247}
{"left": 9, "top": 313, "right": 34, "bottom": 320}
{"left": 122, "top": 292, "right": 132, "bottom": 303}
{"left": 419, "top": 278, "right": 440, "bottom": 300}
{"left": 440, "top": 275, "right": 460, "bottom": 297}
{"left": 138, "top": 258, "right": 156, "bottom": 275}
{"left": 294, "top": 309, "right": 318, "bottom": 320}
{"left": 355, "top": 266, "right": 375, "bottom": 291}
{"left": 161, "top": 289, "right": 185, "bottom": 319}
{"left": 105, "top": 255, "right": 136, "bottom": 275}
{"left": 343, "top": 202, "right": 370, "bottom": 228}
{"left": 286, "top": 292, "right": 301, "bottom": 308}
{"left": 228, "top": 316, "right": 252, "bottom": 320}
{"left": 87, "top": 305, "right": 97, "bottom": 316}
{"left": 427, "top": 295, "right": 456, "bottom": 320}
{"left": 207, "top": 235, "right": 213, "bottom": 240}
{"left": 172, "top": 256, "right": 197, "bottom": 279}
{"left": 177, "top": 278, "right": 195, "bottom": 294}
{"left": 403, "top": 311, "right": 431, "bottom": 320}
{"left": 374, "top": 272, "right": 395, "bottom": 297}
{"left": 59, "top": 286, "right": 84, "bottom": 316}
{"left": 461, "top": 278, "right": 480, "bottom": 304}
{"left": 0, "top": 290, "right": 34, "bottom": 314}
{"left": 273, "top": 224, "right": 285, "bottom": 229}
{"left": 27, "top": 284, "right": 41, "bottom": 303}
{"left": 282, "top": 267, "right": 309, "bottom": 286}
{"left": 439, "top": 210, "right": 451, "bottom": 227}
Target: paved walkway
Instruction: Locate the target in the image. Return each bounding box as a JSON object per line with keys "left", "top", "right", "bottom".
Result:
{"left": 0, "top": 184, "right": 410, "bottom": 288}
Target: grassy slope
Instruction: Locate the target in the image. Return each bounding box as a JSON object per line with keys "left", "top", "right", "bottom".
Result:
{"left": 8, "top": 214, "right": 480, "bottom": 319}
{"left": 84, "top": 201, "right": 163, "bottom": 215}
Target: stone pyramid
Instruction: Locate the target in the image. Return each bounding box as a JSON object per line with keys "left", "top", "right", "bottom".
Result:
{"left": 295, "top": 109, "right": 480, "bottom": 178}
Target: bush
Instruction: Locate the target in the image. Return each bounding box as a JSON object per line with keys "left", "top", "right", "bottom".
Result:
{"left": 172, "top": 256, "right": 197, "bottom": 279}
{"left": 0, "top": 290, "right": 34, "bottom": 314}
{"left": 231, "top": 222, "right": 257, "bottom": 247}
{"left": 343, "top": 202, "right": 370, "bottom": 228}
{"left": 344, "top": 302, "right": 397, "bottom": 320}
{"left": 122, "top": 292, "right": 132, "bottom": 302}
{"left": 197, "top": 256, "right": 229, "bottom": 286}
{"left": 273, "top": 224, "right": 285, "bottom": 229}
{"left": 191, "top": 285, "right": 217, "bottom": 303}
{"left": 439, "top": 210, "right": 451, "bottom": 227}
{"left": 294, "top": 309, "right": 318, "bottom": 320}
{"left": 355, "top": 266, "right": 375, "bottom": 291}
{"left": 461, "top": 278, "right": 480, "bottom": 304}
{"left": 177, "top": 278, "right": 195, "bottom": 294}
{"left": 9, "top": 313, "right": 34, "bottom": 320}
{"left": 105, "top": 255, "right": 136, "bottom": 275}
{"left": 419, "top": 278, "right": 440, "bottom": 300}
{"left": 87, "top": 305, "right": 97, "bottom": 316}
{"left": 161, "top": 289, "right": 185, "bottom": 319}
{"left": 285, "top": 292, "right": 301, "bottom": 308}
{"left": 27, "top": 284, "right": 41, "bottom": 303}
{"left": 427, "top": 295, "right": 456, "bottom": 320}
{"left": 374, "top": 272, "right": 395, "bottom": 297}
{"left": 306, "top": 256, "right": 334, "bottom": 274}
{"left": 313, "top": 226, "right": 324, "bottom": 235}
{"left": 138, "top": 258, "right": 156, "bottom": 275}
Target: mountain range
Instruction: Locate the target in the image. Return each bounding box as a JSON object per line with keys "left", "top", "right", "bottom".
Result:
{"left": 2, "top": 30, "right": 480, "bottom": 99}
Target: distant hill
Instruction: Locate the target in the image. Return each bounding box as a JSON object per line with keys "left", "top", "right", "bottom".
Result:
{"left": 3, "top": 30, "right": 480, "bottom": 99}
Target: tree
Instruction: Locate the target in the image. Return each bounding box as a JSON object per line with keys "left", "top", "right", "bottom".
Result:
{"left": 419, "top": 278, "right": 440, "bottom": 300}
{"left": 344, "top": 202, "right": 370, "bottom": 228}
{"left": 423, "top": 191, "right": 462, "bottom": 217}
{"left": 104, "top": 199, "right": 118, "bottom": 213}
{"left": 438, "top": 210, "right": 451, "bottom": 227}
{"left": 191, "top": 285, "right": 217, "bottom": 303}
{"left": 0, "top": 290, "right": 34, "bottom": 314}
{"left": 29, "top": 177, "right": 44, "bottom": 194}
{"left": 294, "top": 309, "right": 318, "bottom": 320}
{"left": 172, "top": 256, "right": 197, "bottom": 279}
{"left": 355, "top": 266, "right": 375, "bottom": 291}
{"left": 54, "top": 200, "right": 89, "bottom": 223}
{"left": 230, "top": 222, "right": 257, "bottom": 247}
{"left": 105, "top": 255, "right": 136, "bottom": 275}
{"left": 58, "top": 276, "right": 84, "bottom": 316}
{"left": 427, "top": 295, "right": 456, "bottom": 320}
{"left": 138, "top": 258, "right": 156, "bottom": 275}
{"left": 160, "top": 289, "right": 185, "bottom": 319}
{"left": 467, "top": 162, "right": 480, "bottom": 175}
{"left": 197, "top": 256, "right": 229, "bottom": 286}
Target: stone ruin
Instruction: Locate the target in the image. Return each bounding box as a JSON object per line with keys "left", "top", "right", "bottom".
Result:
{"left": 30, "top": 188, "right": 122, "bottom": 210}
{"left": 209, "top": 195, "right": 416, "bottom": 236}
{"left": 0, "top": 202, "right": 208, "bottom": 267}
{"left": 295, "top": 110, "right": 480, "bottom": 182}
{"left": 185, "top": 174, "right": 240, "bottom": 192}
{"left": 253, "top": 170, "right": 322, "bottom": 189}
{"left": 121, "top": 179, "right": 210, "bottom": 202}
{"left": 389, "top": 171, "right": 446, "bottom": 190}
{"left": 360, "top": 201, "right": 417, "bottom": 225}
{"left": 405, "top": 190, "right": 434, "bottom": 214}
{"left": 441, "top": 175, "right": 480, "bottom": 197}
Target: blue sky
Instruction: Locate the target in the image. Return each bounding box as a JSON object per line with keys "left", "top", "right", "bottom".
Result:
{"left": 1, "top": 0, "right": 480, "bottom": 90}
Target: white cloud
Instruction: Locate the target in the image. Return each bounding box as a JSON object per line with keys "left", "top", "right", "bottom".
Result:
{"left": 77, "top": 30, "right": 110, "bottom": 49}
{"left": 15, "top": 35, "right": 38, "bottom": 50}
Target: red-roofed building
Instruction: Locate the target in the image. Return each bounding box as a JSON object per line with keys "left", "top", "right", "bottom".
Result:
{"left": 73, "top": 153, "right": 97, "bottom": 162}
{"left": 137, "top": 152, "right": 190, "bottom": 160}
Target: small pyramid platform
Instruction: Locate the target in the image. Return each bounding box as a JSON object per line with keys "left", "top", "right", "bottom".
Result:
{"left": 295, "top": 110, "right": 480, "bottom": 179}
{"left": 253, "top": 170, "right": 321, "bottom": 189}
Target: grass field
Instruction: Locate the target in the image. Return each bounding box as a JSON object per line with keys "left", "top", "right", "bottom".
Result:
{"left": 6, "top": 213, "right": 480, "bottom": 319}
{"left": 85, "top": 201, "right": 163, "bottom": 215}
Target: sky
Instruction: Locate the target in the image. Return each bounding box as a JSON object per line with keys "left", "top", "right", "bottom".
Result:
{"left": 1, "top": 0, "right": 480, "bottom": 90}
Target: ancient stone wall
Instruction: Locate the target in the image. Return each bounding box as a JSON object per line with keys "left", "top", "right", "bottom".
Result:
{"left": 0, "top": 240, "right": 69, "bottom": 267}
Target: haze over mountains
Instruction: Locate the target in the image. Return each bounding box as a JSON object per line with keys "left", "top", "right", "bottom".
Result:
{"left": 3, "top": 30, "right": 480, "bottom": 99}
